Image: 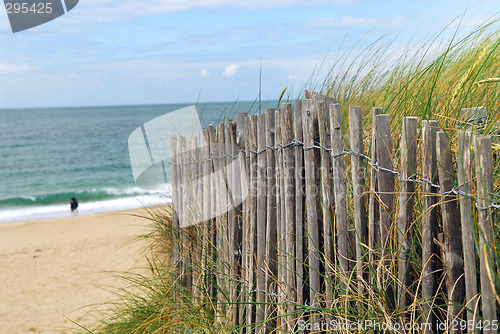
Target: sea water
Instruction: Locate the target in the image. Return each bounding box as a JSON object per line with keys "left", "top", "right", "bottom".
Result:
{"left": 0, "top": 100, "right": 277, "bottom": 223}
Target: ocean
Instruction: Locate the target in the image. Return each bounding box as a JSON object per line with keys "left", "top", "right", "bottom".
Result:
{"left": 0, "top": 100, "right": 277, "bottom": 223}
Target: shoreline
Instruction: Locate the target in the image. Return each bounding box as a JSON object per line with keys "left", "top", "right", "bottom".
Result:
{"left": 0, "top": 194, "right": 171, "bottom": 225}
{"left": 0, "top": 207, "right": 162, "bottom": 333}
{"left": 0, "top": 205, "right": 163, "bottom": 227}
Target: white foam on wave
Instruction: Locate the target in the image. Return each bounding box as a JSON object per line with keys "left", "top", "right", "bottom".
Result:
{"left": 0, "top": 194, "right": 172, "bottom": 224}
{"left": 100, "top": 186, "right": 172, "bottom": 197}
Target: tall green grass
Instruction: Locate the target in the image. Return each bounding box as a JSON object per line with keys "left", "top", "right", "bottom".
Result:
{"left": 72, "top": 206, "right": 223, "bottom": 334}
{"left": 322, "top": 17, "right": 500, "bottom": 137}
{"left": 76, "top": 17, "right": 500, "bottom": 334}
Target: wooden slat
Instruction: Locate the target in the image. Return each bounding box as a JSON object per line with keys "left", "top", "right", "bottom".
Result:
{"left": 226, "top": 120, "right": 240, "bottom": 326}
{"left": 275, "top": 109, "right": 285, "bottom": 329}
{"left": 169, "top": 137, "right": 180, "bottom": 221}
{"left": 318, "top": 101, "right": 334, "bottom": 304}
{"left": 179, "top": 136, "right": 192, "bottom": 293}
{"left": 246, "top": 115, "right": 258, "bottom": 330}
{"left": 187, "top": 135, "right": 196, "bottom": 293}
{"left": 421, "top": 120, "right": 440, "bottom": 334}
{"left": 215, "top": 123, "right": 227, "bottom": 319}
{"left": 302, "top": 99, "right": 322, "bottom": 307}
{"left": 279, "top": 108, "right": 286, "bottom": 320}
{"left": 369, "top": 108, "right": 382, "bottom": 267}
{"left": 237, "top": 113, "right": 248, "bottom": 149}
{"left": 474, "top": 136, "right": 497, "bottom": 334}
{"left": 191, "top": 136, "right": 203, "bottom": 302}
{"left": 437, "top": 131, "right": 465, "bottom": 331}
{"left": 264, "top": 108, "right": 277, "bottom": 332}
{"left": 457, "top": 130, "right": 479, "bottom": 326}
{"left": 397, "top": 117, "right": 418, "bottom": 315}
{"left": 169, "top": 136, "right": 179, "bottom": 258}
{"left": 294, "top": 100, "right": 306, "bottom": 333}
{"left": 239, "top": 116, "right": 249, "bottom": 330}
{"left": 169, "top": 137, "right": 182, "bottom": 295}
{"left": 280, "top": 103, "right": 297, "bottom": 331}
{"left": 206, "top": 125, "right": 218, "bottom": 309}
{"left": 224, "top": 121, "right": 235, "bottom": 323}
{"left": 348, "top": 106, "right": 369, "bottom": 296}
{"left": 233, "top": 120, "right": 244, "bottom": 329}
{"left": 200, "top": 129, "right": 213, "bottom": 315}
{"left": 330, "top": 103, "right": 349, "bottom": 294}
{"left": 255, "top": 113, "right": 268, "bottom": 327}
{"left": 375, "top": 114, "right": 395, "bottom": 309}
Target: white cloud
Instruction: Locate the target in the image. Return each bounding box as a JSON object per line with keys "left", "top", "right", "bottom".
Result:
{"left": 223, "top": 64, "right": 239, "bottom": 77}
{"left": 307, "top": 16, "right": 408, "bottom": 27}
{"left": 78, "top": 0, "right": 359, "bottom": 19}
{"left": 308, "top": 16, "right": 379, "bottom": 27}
{"left": 0, "top": 63, "right": 30, "bottom": 73}
{"left": 288, "top": 74, "right": 297, "bottom": 81}
{"left": 200, "top": 69, "right": 210, "bottom": 78}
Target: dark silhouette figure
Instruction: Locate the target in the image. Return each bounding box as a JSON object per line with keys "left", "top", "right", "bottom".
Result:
{"left": 70, "top": 197, "right": 79, "bottom": 213}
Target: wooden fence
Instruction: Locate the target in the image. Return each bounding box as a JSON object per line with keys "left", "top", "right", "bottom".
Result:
{"left": 169, "top": 94, "right": 498, "bottom": 333}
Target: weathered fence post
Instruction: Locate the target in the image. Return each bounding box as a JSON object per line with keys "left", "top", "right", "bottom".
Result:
{"left": 188, "top": 136, "right": 198, "bottom": 294}
{"left": 294, "top": 100, "right": 306, "bottom": 334}
{"left": 200, "top": 130, "right": 208, "bottom": 300}
{"left": 179, "top": 136, "right": 193, "bottom": 293}
{"left": 474, "top": 136, "right": 498, "bottom": 334}
{"left": 397, "top": 117, "right": 418, "bottom": 315}
{"left": 437, "top": 131, "right": 465, "bottom": 332}
{"left": 275, "top": 109, "right": 285, "bottom": 330}
{"left": 236, "top": 113, "right": 250, "bottom": 333}
{"left": 318, "top": 101, "right": 335, "bottom": 304}
{"left": 264, "top": 108, "right": 277, "bottom": 332}
{"left": 169, "top": 137, "right": 179, "bottom": 257}
{"left": 201, "top": 129, "right": 215, "bottom": 316}
{"left": 224, "top": 122, "right": 234, "bottom": 322}
{"left": 375, "top": 113, "right": 395, "bottom": 309}
{"left": 195, "top": 135, "right": 206, "bottom": 301}
{"left": 227, "top": 120, "right": 242, "bottom": 327}
{"left": 207, "top": 125, "right": 218, "bottom": 310}
{"left": 369, "top": 108, "right": 382, "bottom": 269}
{"left": 457, "top": 130, "right": 478, "bottom": 327}
{"left": 421, "top": 120, "right": 440, "bottom": 333}
{"left": 215, "top": 123, "right": 228, "bottom": 320}
{"left": 189, "top": 135, "right": 203, "bottom": 303}
{"left": 246, "top": 115, "right": 258, "bottom": 330}
{"left": 255, "top": 113, "right": 268, "bottom": 328}
{"left": 330, "top": 103, "right": 349, "bottom": 296}
{"left": 280, "top": 103, "right": 297, "bottom": 331}
{"left": 349, "top": 106, "right": 369, "bottom": 297}
{"left": 302, "top": 99, "right": 322, "bottom": 307}
{"left": 169, "top": 136, "right": 182, "bottom": 296}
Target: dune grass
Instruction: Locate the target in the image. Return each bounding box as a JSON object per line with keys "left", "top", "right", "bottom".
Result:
{"left": 77, "top": 17, "right": 500, "bottom": 334}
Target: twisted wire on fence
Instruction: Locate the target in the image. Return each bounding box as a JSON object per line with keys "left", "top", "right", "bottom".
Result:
{"left": 170, "top": 132, "right": 500, "bottom": 325}
{"left": 175, "top": 263, "right": 332, "bottom": 311}
{"left": 170, "top": 137, "right": 500, "bottom": 211}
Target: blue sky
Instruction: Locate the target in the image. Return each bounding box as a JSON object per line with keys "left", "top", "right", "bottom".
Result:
{"left": 0, "top": 0, "right": 498, "bottom": 108}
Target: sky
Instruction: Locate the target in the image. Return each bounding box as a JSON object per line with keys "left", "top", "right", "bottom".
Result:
{"left": 0, "top": 0, "right": 498, "bottom": 108}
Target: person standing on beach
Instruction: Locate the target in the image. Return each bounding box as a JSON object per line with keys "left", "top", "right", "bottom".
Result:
{"left": 70, "top": 197, "right": 79, "bottom": 213}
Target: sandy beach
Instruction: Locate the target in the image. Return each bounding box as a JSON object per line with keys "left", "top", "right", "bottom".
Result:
{"left": 0, "top": 209, "right": 156, "bottom": 334}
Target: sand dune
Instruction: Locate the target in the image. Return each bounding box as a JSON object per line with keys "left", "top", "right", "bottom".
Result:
{"left": 0, "top": 209, "right": 154, "bottom": 334}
